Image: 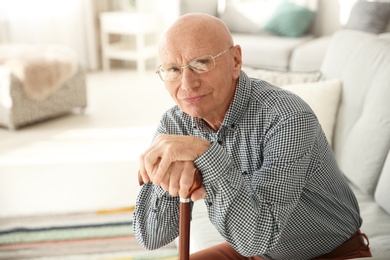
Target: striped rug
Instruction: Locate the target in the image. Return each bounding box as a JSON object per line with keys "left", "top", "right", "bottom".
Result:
{"left": 0, "top": 210, "right": 178, "bottom": 260}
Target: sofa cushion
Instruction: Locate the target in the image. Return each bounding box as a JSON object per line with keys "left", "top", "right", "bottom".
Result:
{"left": 320, "top": 30, "right": 390, "bottom": 195}
{"left": 219, "top": 0, "right": 318, "bottom": 35}
{"left": 242, "top": 68, "right": 341, "bottom": 147}
{"left": 263, "top": 1, "right": 316, "bottom": 37}
{"left": 243, "top": 67, "right": 322, "bottom": 86}
{"left": 375, "top": 150, "right": 390, "bottom": 215}
{"left": 345, "top": 0, "right": 390, "bottom": 34}
{"left": 233, "top": 33, "right": 314, "bottom": 70}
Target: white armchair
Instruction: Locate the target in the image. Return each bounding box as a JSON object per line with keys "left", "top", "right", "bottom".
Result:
{"left": 0, "top": 45, "right": 87, "bottom": 130}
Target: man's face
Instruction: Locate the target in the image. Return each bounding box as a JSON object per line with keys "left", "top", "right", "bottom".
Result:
{"left": 159, "top": 46, "right": 239, "bottom": 126}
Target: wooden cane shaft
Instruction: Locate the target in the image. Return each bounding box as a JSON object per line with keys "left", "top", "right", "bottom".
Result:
{"left": 179, "top": 170, "right": 202, "bottom": 260}
{"left": 138, "top": 169, "right": 202, "bottom": 260}
{"left": 179, "top": 201, "right": 191, "bottom": 260}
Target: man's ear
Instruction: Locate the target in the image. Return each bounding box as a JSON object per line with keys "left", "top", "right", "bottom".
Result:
{"left": 232, "top": 45, "right": 242, "bottom": 79}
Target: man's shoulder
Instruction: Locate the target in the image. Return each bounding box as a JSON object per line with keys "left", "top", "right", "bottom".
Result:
{"left": 247, "top": 78, "right": 285, "bottom": 106}
{"left": 247, "top": 78, "right": 313, "bottom": 117}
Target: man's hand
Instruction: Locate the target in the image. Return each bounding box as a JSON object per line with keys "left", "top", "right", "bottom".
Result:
{"left": 139, "top": 134, "right": 210, "bottom": 185}
{"left": 138, "top": 160, "right": 206, "bottom": 201}
{"left": 160, "top": 161, "right": 205, "bottom": 199}
{"left": 138, "top": 134, "right": 210, "bottom": 200}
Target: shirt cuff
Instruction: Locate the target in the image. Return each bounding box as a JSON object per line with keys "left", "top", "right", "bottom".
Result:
{"left": 194, "top": 141, "right": 232, "bottom": 185}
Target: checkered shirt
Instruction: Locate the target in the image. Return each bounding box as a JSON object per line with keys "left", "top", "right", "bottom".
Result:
{"left": 133, "top": 71, "right": 362, "bottom": 259}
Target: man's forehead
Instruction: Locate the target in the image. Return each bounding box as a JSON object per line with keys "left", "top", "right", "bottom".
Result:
{"left": 160, "top": 47, "right": 213, "bottom": 63}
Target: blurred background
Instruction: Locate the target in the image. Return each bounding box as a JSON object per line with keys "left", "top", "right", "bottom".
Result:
{"left": 0, "top": 0, "right": 365, "bottom": 217}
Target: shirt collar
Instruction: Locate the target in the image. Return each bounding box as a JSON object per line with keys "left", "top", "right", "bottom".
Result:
{"left": 192, "top": 70, "right": 251, "bottom": 132}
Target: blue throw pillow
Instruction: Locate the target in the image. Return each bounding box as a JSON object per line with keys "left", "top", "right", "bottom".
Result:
{"left": 263, "top": 1, "right": 316, "bottom": 37}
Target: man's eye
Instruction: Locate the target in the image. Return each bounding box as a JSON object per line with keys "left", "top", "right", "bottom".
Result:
{"left": 167, "top": 66, "right": 180, "bottom": 73}
{"left": 193, "top": 58, "right": 211, "bottom": 66}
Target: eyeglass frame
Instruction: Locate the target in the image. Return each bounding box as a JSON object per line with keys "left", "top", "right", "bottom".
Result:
{"left": 155, "top": 46, "right": 234, "bottom": 82}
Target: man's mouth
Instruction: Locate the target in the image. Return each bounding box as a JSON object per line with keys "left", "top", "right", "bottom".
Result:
{"left": 182, "top": 95, "right": 205, "bottom": 103}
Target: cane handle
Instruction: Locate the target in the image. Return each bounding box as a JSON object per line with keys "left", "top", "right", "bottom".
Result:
{"left": 185, "top": 169, "right": 202, "bottom": 199}
{"left": 137, "top": 169, "right": 203, "bottom": 199}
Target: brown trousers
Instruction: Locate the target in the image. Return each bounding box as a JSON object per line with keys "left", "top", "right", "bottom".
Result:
{"left": 190, "top": 230, "right": 371, "bottom": 260}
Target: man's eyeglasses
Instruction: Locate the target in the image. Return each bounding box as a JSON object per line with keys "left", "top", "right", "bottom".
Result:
{"left": 156, "top": 47, "right": 233, "bottom": 82}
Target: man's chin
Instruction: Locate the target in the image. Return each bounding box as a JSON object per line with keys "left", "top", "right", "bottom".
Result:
{"left": 180, "top": 106, "right": 204, "bottom": 119}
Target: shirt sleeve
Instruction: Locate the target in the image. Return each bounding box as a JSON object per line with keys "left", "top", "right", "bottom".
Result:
{"left": 194, "top": 111, "right": 319, "bottom": 257}
{"left": 133, "top": 181, "right": 184, "bottom": 250}
{"left": 133, "top": 116, "right": 193, "bottom": 250}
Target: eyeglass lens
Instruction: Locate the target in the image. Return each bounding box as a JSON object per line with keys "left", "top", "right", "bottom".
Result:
{"left": 157, "top": 46, "right": 233, "bottom": 81}
{"left": 158, "top": 55, "right": 215, "bottom": 81}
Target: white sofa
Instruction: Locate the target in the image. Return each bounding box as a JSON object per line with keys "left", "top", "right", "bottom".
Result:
{"left": 179, "top": 0, "right": 333, "bottom": 72}
{"left": 188, "top": 29, "right": 390, "bottom": 259}
{"left": 180, "top": 0, "right": 390, "bottom": 73}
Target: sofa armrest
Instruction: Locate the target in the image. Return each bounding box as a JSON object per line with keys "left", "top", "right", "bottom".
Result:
{"left": 289, "top": 35, "right": 332, "bottom": 72}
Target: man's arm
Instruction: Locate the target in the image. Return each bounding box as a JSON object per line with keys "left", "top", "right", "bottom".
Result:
{"left": 133, "top": 181, "right": 180, "bottom": 250}
{"left": 194, "top": 112, "right": 319, "bottom": 256}
{"left": 134, "top": 130, "right": 210, "bottom": 250}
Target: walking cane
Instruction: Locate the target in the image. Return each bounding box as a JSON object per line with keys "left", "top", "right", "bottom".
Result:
{"left": 179, "top": 169, "right": 202, "bottom": 260}
{"left": 138, "top": 169, "right": 203, "bottom": 260}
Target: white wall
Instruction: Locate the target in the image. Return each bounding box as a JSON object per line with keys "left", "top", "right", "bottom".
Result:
{"left": 0, "top": 0, "right": 98, "bottom": 70}
{"left": 0, "top": 0, "right": 180, "bottom": 70}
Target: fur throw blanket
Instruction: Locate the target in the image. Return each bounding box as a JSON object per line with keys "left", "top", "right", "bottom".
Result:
{"left": 0, "top": 44, "right": 78, "bottom": 101}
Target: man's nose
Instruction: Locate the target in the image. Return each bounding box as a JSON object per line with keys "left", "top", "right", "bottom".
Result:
{"left": 180, "top": 68, "right": 198, "bottom": 91}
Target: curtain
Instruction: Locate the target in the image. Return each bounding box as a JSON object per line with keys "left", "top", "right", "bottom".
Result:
{"left": 0, "top": 0, "right": 205, "bottom": 70}
{"left": 0, "top": 0, "right": 107, "bottom": 71}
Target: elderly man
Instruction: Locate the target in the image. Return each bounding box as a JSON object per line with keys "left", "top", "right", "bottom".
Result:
{"left": 133, "top": 13, "right": 371, "bottom": 259}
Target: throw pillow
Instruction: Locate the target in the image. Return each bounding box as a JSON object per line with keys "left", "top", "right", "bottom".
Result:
{"left": 280, "top": 79, "right": 342, "bottom": 146}
{"left": 263, "top": 0, "right": 316, "bottom": 37}
{"left": 243, "top": 67, "right": 322, "bottom": 86}
{"left": 345, "top": 0, "right": 390, "bottom": 34}
{"left": 219, "top": 0, "right": 282, "bottom": 34}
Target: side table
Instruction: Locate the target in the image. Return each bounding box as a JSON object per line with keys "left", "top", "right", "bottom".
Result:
{"left": 100, "top": 12, "right": 159, "bottom": 73}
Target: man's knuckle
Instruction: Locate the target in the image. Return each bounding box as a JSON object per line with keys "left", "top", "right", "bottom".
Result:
{"left": 170, "top": 182, "right": 180, "bottom": 190}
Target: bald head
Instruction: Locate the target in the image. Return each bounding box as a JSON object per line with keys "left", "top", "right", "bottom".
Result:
{"left": 156, "top": 13, "right": 242, "bottom": 128}
{"left": 159, "top": 13, "right": 234, "bottom": 56}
